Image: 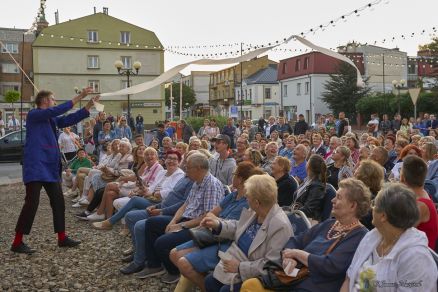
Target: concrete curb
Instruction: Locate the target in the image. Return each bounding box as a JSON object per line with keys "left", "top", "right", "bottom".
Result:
{"left": 0, "top": 177, "right": 22, "bottom": 186}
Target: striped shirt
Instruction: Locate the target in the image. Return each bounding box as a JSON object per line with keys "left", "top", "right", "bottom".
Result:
{"left": 140, "top": 161, "right": 164, "bottom": 187}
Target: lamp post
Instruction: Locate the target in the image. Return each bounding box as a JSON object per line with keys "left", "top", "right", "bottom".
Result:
{"left": 114, "top": 60, "right": 141, "bottom": 124}
{"left": 392, "top": 79, "right": 406, "bottom": 115}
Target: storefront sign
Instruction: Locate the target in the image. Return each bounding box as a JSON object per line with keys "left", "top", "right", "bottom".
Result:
{"left": 130, "top": 102, "right": 162, "bottom": 108}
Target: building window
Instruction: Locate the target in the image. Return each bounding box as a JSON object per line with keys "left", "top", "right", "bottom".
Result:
{"left": 1, "top": 43, "right": 19, "bottom": 54}
{"left": 304, "top": 57, "right": 309, "bottom": 69}
{"left": 265, "top": 88, "right": 271, "bottom": 99}
{"left": 245, "top": 89, "right": 248, "bottom": 99}
{"left": 295, "top": 59, "right": 301, "bottom": 71}
{"left": 297, "top": 83, "right": 301, "bottom": 95}
{"left": 1, "top": 84, "right": 20, "bottom": 95}
{"left": 87, "top": 56, "right": 99, "bottom": 69}
{"left": 408, "top": 64, "right": 416, "bottom": 75}
{"left": 88, "top": 80, "right": 100, "bottom": 93}
{"left": 121, "top": 56, "right": 132, "bottom": 69}
{"left": 305, "top": 82, "right": 309, "bottom": 94}
{"left": 120, "top": 31, "right": 131, "bottom": 44}
{"left": 249, "top": 89, "right": 252, "bottom": 100}
{"left": 282, "top": 63, "right": 287, "bottom": 74}
{"left": 283, "top": 84, "right": 288, "bottom": 97}
{"left": 88, "top": 31, "right": 98, "bottom": 43}
{"left": 1, "top": 63, "right": 19, "bottom": 74}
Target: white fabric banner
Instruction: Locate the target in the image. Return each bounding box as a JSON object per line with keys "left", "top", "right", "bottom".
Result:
{"left": 292, "top": 36, "right": 365, "bottom": 88}
{"left": 100, "top": 35, "right": 364, "bottom": 97}
{"left": 100, "top": 45, "right": 275, "bottom": 97}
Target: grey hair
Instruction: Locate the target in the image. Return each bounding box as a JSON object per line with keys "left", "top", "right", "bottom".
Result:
{"left": 187, "top": 152, "right": 209, "bottom": 170}
{"left": 374, "top": 183, "right": 419, "bottom": 230}
{"left": 330, "top": 136, "right": 341, "bottom": 145}
{"left": 120, "top": 140, "right": 132, "bottom": 153}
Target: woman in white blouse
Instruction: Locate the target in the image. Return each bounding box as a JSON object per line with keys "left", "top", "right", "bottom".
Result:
{"left": 58, "top": 127, "right": 80, "bottom": 160}
{"left": 341, "top": 183, "right": 437, "bottom": 292}
{"left": 92, "top": 149, "right": 185, "bottom": 229}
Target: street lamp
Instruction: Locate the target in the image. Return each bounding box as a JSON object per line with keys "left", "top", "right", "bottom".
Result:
{"left": 392, "top": 79, "right": 406, "bottom": 115}
{"left": 114, "top": 60, "right": 141, "bottom": 124}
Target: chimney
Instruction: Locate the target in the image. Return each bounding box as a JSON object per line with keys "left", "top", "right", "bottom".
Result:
{"left": 55, "top": 10, "right": 59, "bottom": 24}
{"left": 103, "top": 7, "right": 109, "bottom": 15}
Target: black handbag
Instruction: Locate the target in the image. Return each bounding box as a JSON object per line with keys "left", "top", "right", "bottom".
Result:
{"left": 189, "top": 227, "right": 224, "bottom": 249}
{"left": 259, "top": 260, "right": 309, "bottom": 291}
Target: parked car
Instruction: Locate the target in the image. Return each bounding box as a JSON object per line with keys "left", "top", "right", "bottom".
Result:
{"left": 0, "top": 129, "right": 26, "bottom": 162}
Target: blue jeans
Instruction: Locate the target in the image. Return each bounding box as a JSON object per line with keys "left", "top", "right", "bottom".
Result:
{"left": 144, "top": 216, "right": 192, "bottom": 275}
{"left": 108, "top": 196, "right": 153, "bottom": 225}
{"left": 125, "top": 210, "right": 149, "bottom": 246}
{"left": 204, "top": 273, "right": 242, "bottom": 292}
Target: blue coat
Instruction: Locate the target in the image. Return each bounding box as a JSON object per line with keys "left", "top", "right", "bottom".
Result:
{"left": 23, "top": 101, "right": 90, "bottom": 184}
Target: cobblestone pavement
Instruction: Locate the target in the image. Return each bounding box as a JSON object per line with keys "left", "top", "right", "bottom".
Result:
{"left": 0, "top": 183, "right": 177, "bottom": 292}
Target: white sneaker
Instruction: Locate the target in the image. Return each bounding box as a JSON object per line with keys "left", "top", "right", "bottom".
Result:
{"left": 64, "top": 189, "right": 73, "bottom": 197}
{"left": 79, "top": 198, "right": 90, "bottom": 205}
{"left": 71, "top": 196, "right": 81, "bottom": 203}
{"left": 87, "top": 212, "right": 105, "bottom": 221}
{"left": 72, "top": 202, "right": 82, "bottom": 208}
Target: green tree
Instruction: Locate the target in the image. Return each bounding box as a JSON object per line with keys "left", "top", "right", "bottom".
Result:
{"left": 419, "top": 37, "right": 438, "bottom": 51}
{"left": 322, "top": 62, "right": 371, "bottom": 123}
{"left": 356, "top": 92, "right": 438, "bottom": 119}
{"left": 164, "top": 83, "right": 196, "bottom": 117}
{"left": 4, "top": 90, "right": 20, "bottom": 108}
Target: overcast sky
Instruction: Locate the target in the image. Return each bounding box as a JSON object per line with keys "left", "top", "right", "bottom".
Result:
{"left": 1, "top": 0, "right": 437, "bottom": 74}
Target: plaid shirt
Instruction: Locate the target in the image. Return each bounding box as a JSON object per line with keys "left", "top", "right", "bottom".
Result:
{"left": 183, "top": 172, "right": 224, "bottom": 219}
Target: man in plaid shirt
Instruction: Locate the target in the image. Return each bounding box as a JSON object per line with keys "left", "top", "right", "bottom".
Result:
{"left": 120, "top": 152, "right": 224, "bottom": 283}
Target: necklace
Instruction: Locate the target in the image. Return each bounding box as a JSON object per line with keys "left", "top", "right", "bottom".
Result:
{"left": 326, "top": 220, "right": 360, "bottom": 240}
{"left": 378, "top": 234, "right": 401, "bottom": 257}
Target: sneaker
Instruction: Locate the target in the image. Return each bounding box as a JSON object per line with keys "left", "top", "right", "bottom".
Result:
{"left": 92, "top": 220, "right": 112, "bottom": 230}
{"left": 121, "top": 254, "right": 134, "bottom": 263}
{"left": 72, "top": 202, "right": 82, "bottom": 208}
{"left": 75, "top": 211, "right": 91, "bottom": 220}
{"left": 71, "top": 196, "right": 80, "bottom": 203}
{"left": 161, "top": 272, "right": 180, "bottom": 284}
{"left": 66, "top": 189, "right": 79, "bottom": 198}
{"left": 135, "top": 266, "right": 165, "bottom": 279}
{"left": 86, "top": 212, "right": 105, "bottom": 221}
{"left": 79, "top": 198, "right": 90, "bottom": 206}
{"left": 122, "top": 247, "right": 134, "bottom": 256}
{"left": 10, "top": 242, "right": 36, "bottom": 254}
{"left": 120, "top": 262, "right": 144, "bottom": 275}
{"left": 58, "top": 237, "right": 81, "bottom": 248}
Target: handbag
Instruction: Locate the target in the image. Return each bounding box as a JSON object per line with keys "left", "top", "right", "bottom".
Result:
{"left": 259, "top": 261, "right": 309, "bottom": 291}
{"left": 101, "top": 172, "right": 118, "bottom": 182}
{"left": 259, "top": 225, "right": 361, "bottom": 290}
{"left": 189, "top": 227, "right": 225, "bottom": 249}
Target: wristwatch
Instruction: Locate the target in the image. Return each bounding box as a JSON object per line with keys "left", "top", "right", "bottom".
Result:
{"left": 180, "top": 222, "right": 188, "bottom": 229}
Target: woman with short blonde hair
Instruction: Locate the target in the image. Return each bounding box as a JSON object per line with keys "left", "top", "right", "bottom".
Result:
{"left": 203, "top": 174, "right": 292, "bottom": 291}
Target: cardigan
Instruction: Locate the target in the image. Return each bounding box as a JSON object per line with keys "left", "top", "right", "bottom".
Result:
{"left": 284, "top": 219, "right": 368, "bottom": 292}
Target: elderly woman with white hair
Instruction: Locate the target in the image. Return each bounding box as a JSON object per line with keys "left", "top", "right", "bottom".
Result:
{"left": 202, "top": 174, "right": 293, "bottom": 292}
{"left": 341, "top": 183, "right": 438, "bottom": 292}
{"left": 80, "top": 139, "right": 133, "bottom": 221}
{"left": 261, "top": 142, "right": 278, "bottom": 175}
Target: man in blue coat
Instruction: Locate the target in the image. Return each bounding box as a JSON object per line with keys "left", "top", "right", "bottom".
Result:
{"left": 11, "top": 88, "right": 98, "bottom": 254}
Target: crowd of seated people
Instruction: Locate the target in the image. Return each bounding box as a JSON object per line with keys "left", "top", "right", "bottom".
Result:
{"left": 61, "top": 111, "right": 438, "bottom": 291}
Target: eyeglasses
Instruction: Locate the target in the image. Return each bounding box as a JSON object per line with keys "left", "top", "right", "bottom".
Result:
{"left": 166, "top": 157, "right": 179, "bottom": 161}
